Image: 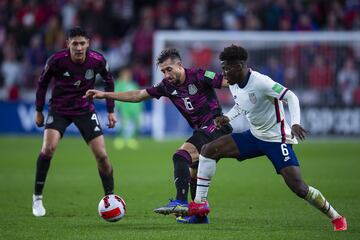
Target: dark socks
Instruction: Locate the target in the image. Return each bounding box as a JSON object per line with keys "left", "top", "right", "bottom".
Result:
{"left": 34, "top": 153, "right": 52, "bottom": 195}
{"left": 190, "top": 177, "right": 197, "bottom": 200}
{"left": 173, "top": 150, "right": 191, "bottom": 202}
{"left": 99, "top": 168, "right": 114, "bottom": 195}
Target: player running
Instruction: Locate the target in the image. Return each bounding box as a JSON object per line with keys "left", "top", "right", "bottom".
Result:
{"left": 32, "top": 27, "right": 117, "bottom": 217}
{"left": 85, "top": 48, "right": 232, "bottom": 224}
{"left": 189, "top": 45, "right": 347, "bottom": 231}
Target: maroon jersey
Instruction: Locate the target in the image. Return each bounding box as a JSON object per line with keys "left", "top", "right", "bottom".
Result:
{"left": 146, "top": 68, "right": 224, "bottom": 130}
{"left": 36, "top": 49, "right": 114, "bottom": 116}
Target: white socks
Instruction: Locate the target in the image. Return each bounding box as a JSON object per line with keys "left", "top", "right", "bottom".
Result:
{"left": 194, "top": 155, "right": 217, "bottom": 203}
{"left": 305, "top": 186, "right": 341, "bottom": 220}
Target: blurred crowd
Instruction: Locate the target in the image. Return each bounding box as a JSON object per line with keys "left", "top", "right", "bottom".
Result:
{"left": 0, "top": 0, "right": 360, "bottom": 105}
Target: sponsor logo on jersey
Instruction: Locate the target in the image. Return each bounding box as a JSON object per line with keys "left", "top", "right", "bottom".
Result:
{"left": 171, "top": 90, "right": 178, "bottom": 95}
{"left": 85, "top": 69, "right": 94, "bottom": 80}
{"left": 248, "top": 92, "right": 257, "bottom": 104}
{"left": 188, "top": 84, "right": 198, "bottom": 95}
{"left": 63, "top": 71, "right": 70, "bottom": 77}
{"left": 204, "top": 70, "right": 215, "bottom": 79}
{"left": 272, "top": 83, "right": 284, "bottom": 94}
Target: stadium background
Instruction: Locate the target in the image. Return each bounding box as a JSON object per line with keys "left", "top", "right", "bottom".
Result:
{"left": 0, "top": 1, "right": 359, "bottom": 239}
{"left": 1, "top": 0, "right": 360, "bottom": 137}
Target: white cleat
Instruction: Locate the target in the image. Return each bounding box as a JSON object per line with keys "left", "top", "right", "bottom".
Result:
{"left": 32, "top": 195, "right": 46, "bottom": 217}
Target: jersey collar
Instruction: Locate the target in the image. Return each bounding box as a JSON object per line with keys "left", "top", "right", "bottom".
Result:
{"left": 237, "top": 69, "right": 251, "bottom": 89}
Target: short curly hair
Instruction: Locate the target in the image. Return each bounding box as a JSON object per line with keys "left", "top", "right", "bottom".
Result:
{"left": 219, "top": 45, "right": 248, "bottom": 62}
{"left": 156, "top": 48, "right": 181, "bottom": 65}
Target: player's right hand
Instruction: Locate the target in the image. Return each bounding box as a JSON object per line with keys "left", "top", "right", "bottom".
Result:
{"left": 35, "top": 111, "right": 44, "bottom": 127}
{"left": 84, "top": 89, "right": 105, "bottom": 99}
{"left": 214, "top": 115, "right": 230, "bottom": 128}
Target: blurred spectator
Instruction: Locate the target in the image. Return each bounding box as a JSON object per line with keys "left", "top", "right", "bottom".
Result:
{"left": 261, "top": 56, "right": 285, "bottom": 85}
{"left": 61, "top": 0, "right": 78, "bottom": 31}
{"left": 190, "top": 44, "right": 214, "bottom": 69}
{"left": 1, "top": 42, "right": 22, "bottom": 100}
{"left": 23, "top": 34, "right": 47, "bottom": 88}
{"left": 284, "top": 59, "right": 299, "bottom": 89}
{"left": 132, "top": 6, "right": 154, "bottom": 67}
{"left": 337, "top": 57, "right": 359, "bottom": 105}
{"left": 295, "top": 13, "right": 318, "bottom": 31}
{"left": 308, "top": 55, "right": 333, "bottom": 90}
{"left": 104, "top": 37, "right": 132, "bottom": 72}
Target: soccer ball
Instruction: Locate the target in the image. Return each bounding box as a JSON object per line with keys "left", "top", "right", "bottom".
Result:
{"left": 98, "top": 194, "right": 126, "bottom": 222}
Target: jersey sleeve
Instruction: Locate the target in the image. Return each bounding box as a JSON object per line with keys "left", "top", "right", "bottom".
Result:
{"left": 261, "top": 76, "right": 289, "bottom": 100}
{"left": 35, "top": 55, "right": 55, "bottom": 112}
{"left": 145, "top": 81, "right": 167, "bottom": 99}
{"left": 198, "top": 69, "right": 223, "bottom": 89}
{"left": 99, "top": 58, "right": 115, "bottom": 113}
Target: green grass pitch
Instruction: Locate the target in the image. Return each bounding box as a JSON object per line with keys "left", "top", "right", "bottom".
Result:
{"left": 0, "top": 136, "right": 359, "bottom": 240}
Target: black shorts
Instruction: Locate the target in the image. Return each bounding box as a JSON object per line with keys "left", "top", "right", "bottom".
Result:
{"left": 45, "top": 111, "right": 103, "bottom": 143}
{"left": 187, "top": 124, "right": 233, "bottom": 168}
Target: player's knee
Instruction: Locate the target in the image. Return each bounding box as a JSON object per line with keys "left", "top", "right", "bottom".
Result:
{"left": 96, "top": 155, "right": 109, "bottom": 165}
{"left": 41, "top": 145, "right": 56, "bottom": 157}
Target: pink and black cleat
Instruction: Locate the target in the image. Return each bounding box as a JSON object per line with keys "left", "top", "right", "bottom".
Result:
{"left": 331, "top": 216, "right": 347, "bottom": 231}
{"left": 188, "top": 201, "right": 210, "bottom": 217}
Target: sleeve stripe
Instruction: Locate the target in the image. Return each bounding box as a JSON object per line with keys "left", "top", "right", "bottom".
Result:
{"left": 279, "top": 88, "right": 289, "bottom": 100}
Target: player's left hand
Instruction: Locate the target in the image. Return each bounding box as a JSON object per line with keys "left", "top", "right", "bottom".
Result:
{"left": 291, "top": 124, "right": 308, "bottom": 141}
{"left": 107, "top": 113, "right": 117, "bottom": 128}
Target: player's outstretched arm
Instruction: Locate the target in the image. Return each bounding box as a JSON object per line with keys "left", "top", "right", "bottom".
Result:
{"left": 85, "top": 89, "right": 151, "bottom": 102}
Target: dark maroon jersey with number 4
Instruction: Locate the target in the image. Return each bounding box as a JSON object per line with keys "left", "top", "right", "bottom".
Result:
{"left": 36, "top": 49, "right": 115, "bottom": 116}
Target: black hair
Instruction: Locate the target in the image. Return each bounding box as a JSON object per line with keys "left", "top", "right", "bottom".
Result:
{"left": 219, "top": 45, "right": 248, "bottom": 62}
{"left": 67, "top": 26, "right": 89, "bottom": 39}
{"left": 156, "top": 48, "right": 181, "bottom": 65}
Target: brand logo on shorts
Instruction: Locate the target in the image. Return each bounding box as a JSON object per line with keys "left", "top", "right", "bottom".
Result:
{"left": 248, "top": 92, "right": 257, "bottom": 104}
{"left": 85, "top": 69, "right": 94, "bottom": 80}
{"left": 284, "top": 156, "right": 290, "bottom": 162}
{"left": 188, "top": 84, "right": 198, "bottom": 95}
{"left": 46, "top": 115, "right": 54, "bottom": 124}
{"left": 94, "top": 126, "right": 100, "bottom": 132}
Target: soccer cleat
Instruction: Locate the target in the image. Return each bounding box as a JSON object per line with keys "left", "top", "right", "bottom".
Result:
{"left": 331, "top": 216, "right": 347, "bottom": 231}
{"left": 32, "top": 194, "right": 46, "bottom": 217}
{"left": 153, "top": 199, "right": 188, "bottom": 215}
{"left": 176, "top": 215, "right": 209, "bottom": 224}
{"left": 188, "top": 201, "right": 210, "bottom": 217}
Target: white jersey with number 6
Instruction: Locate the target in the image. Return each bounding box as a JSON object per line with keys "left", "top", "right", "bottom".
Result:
{"left": 226, "top": 70, "right": 299, "bottom": 144}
